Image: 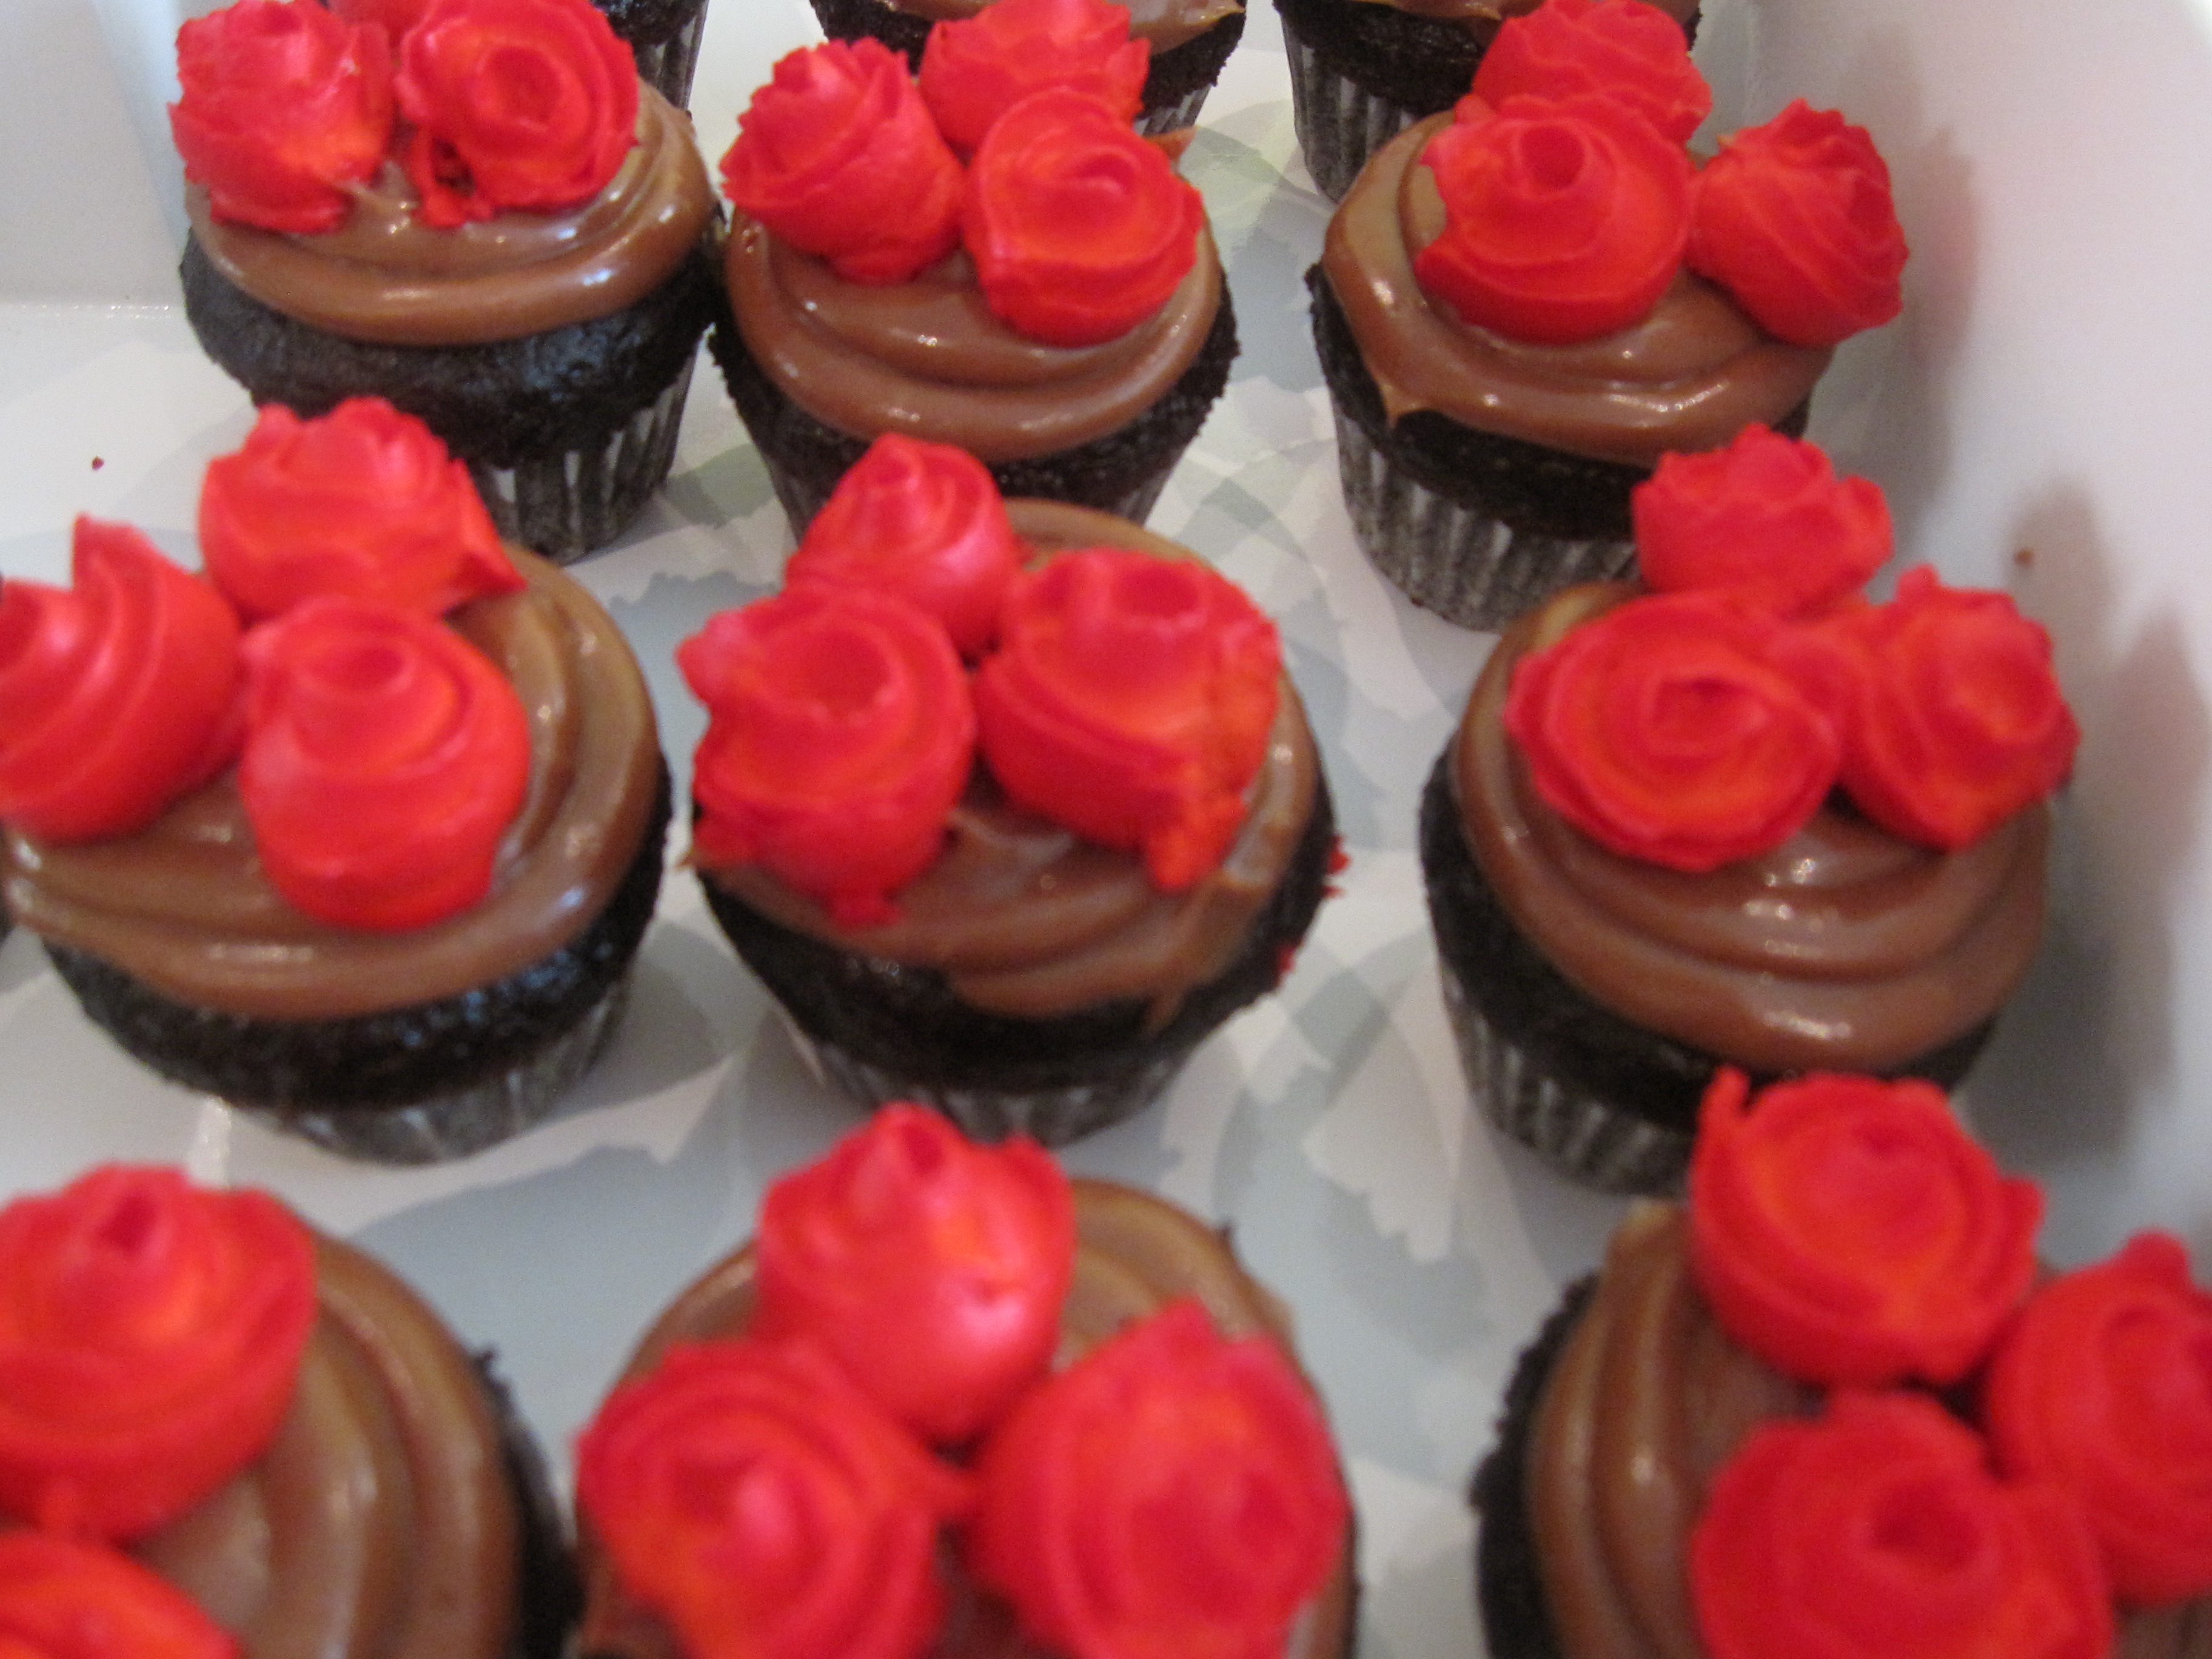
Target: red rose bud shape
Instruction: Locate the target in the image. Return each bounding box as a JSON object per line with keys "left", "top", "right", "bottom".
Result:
{"left": 722, "top": 39, "right": 965, "bottom": 285}
{"left": 1689, "top": 100, "right": 1908, "bottom": 348}
{"left": 1467, "top": 0, "right": 1710, "bottom": 144}
{"left": 754, "top": 1105, "right": 1076, "bottom": 1445}
{"left": 963, "top": 88, "right": 1204, "bottom": 347}
{"left": 395, "top": 0, "right": 639, "bottom": 228}
{"left": 169, "top": 0, "right": 394, "bottom": 235}
{"left": 970, "top": 1299, "right": 1346, "bottom": 1659}
{"left": 1503, "top": 590, "right": 1838, "bottom": 871}
{"left": 1983, "top": 1233, "right": 2212, "bottom": 1604}
{"left": 1632, "top": 426, "right": 1892, "bottom": 616}
{"left": 200, "top": 398, "right": 521, "bottom": 623}
{"left": 0, "top": 1532, "right": 238, "bottom": 1659}
{"left": 0, "top": 1166, "right": 317, "bottom": 1541}
{"left": 577, "top": 1339, "right": 974, "bottom": 1659}
{"left": 920, "top": 0, "right": 1150, "bottom": 156}
{"left": 0, "top": 519, "right": 243, "bottom": 843}
{"left": 1691, "top": 1391, "right": 2114, "bottom": 1659}
{"left": 680, "top": 587, "right": 975, "bottom": 926}
{"left": 329, "top": 0, "right": 433, "bottom": 30}
{"left": 1689, "top": 1068, "right": 2042, "bottom": 1387}
{"left": 973, "top": 548, "right": 1279, "bottom": 891}
{"left": 238, "top": 595, "right": 532, "bottom": 930}
{"left": 786, "top": 436, "right": 1024, "bottom": 660}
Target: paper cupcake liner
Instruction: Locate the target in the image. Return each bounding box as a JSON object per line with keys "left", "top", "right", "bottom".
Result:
{"left": 626, "top": 7, "right": 707, "bottom": 109}
{"left": 1138, "top": 84, "right": 1216, "bottom": 135}
{"left": 1280, "top": 19, "right": 1422, "bottom": 200}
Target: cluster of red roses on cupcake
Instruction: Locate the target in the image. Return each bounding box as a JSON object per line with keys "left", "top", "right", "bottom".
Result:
{"left": 0, "top": 397, "right": 534, "bottom": 931}
{"left": 723, "top": 0, "right": 1202, "bottom": 346}
{"left": 1504, "top": 424, "right": 2078, "bottom": 870}
{"left": 170, "top": 0, "right": 638, "bottom": 233}
{"left": 1412, "top": 0, "right": 1907, "bottom": 348}
{"left": 576, "top": 1105, "right": 1348, "bottom": 1659}
{"left": 1682, "top": 1069, "right": 2212, "bottom": 1659}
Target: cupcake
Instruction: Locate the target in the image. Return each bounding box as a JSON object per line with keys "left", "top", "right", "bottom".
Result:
{"left": 1472, "top": 1068, "right": 2212, "bottom": 1659}
{"left": 1312, "top": 32, "right": 1908, "bottom": 632}
{"left": 0, "top": 1163, "right": 574, "bottom": 1659}
{"left": 1421, "top": 430, "right": 2077, "bottom": 1191}
{"left": 0, "top": 402, "right": 669, "bottom": 1163}
{"left": 170, "top": 0, "right": 720, "bottom": 564}
{"left": 711, "top": 35, "right": 1236, "bottom": 535}
{"left": 326, "top": 0, "right": 712, "bottom": 109}
{"left": 678, "top": 438, "right": 1336, "bottom": 1145}
{"left": 573, "top": 1105, "right": 1355, "bottom": 1659}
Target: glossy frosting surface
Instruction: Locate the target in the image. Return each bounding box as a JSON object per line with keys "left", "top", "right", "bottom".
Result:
{"left": 883, "top": 0, "right": 1240, "bottom": 52}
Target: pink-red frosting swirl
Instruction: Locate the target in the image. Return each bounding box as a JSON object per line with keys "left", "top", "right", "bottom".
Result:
{"left": 919, "top": 0, "right": 1150, "bottom": 156}
{"left": 0, "top": 1532, "right": 238, "bottom": 1659}
{"left": 1467, "top": 0, "right": 1711, "bottom": 144}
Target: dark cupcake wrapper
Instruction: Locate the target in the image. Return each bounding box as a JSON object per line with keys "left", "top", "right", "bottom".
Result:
{"left": 600, "top": 0, "right": 708, "bottom": 107}
{"left": 1278, "top": 8, "right": 1429, "bottom": 201}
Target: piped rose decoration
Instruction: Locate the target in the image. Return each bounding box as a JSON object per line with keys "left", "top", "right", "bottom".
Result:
{"left": 0, "top": 1165, "right": 317, "bottom": 1541}
{"left": 1467, "top": 0, "right": 1710, "bottom": 144}
{"left": 920, "top": 0, "right": 1149, "bottom": 156}
{"left": 0, "top": 1532, "right": 238, "bottom": 1659}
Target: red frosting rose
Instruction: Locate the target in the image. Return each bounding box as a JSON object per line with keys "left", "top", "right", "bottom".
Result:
{"left": 1689, "top": 1068, "right": 2042, "bottom": 1387}
{"left": 394, "top": 0, "right": 638, "bottom": 229}
{"left": 722, "top": 39, "right": 965, "bottom": 285}
{"left": 199, "top": 398, "right": 521, "bottom": 623}
{"left": 1812, "top": 566, "right": 2078, "bottom": 850}
{"left": 1503, "top": 589, "right": 1838, "bottom": 871}
{"left": 920, "top": 0, "right": 1150, "bottom": 156}
{"left": 237, "top": 595, "right": 532, "bottom": 930}
{"left": 0, "top": 1532, "right": 237, "bottom": 1659}
{"left": 1982, "top": 1232, "right": 2212, "bottom": 1605}
{"left": 169, "top": 0, "right": 394, "bottom": 235}
{"left": 786, "top": 436, "right": 1024, "bottom": 660}
{"left": 962, "top": 88, "right": 1204, "bottom": 347}
{"left": 1467, "top": 0, "right": 1710, "bottom": 144}
{"left": 0, "top": 518, "right": 242, "bottom": 844}
{"left": 1689, "top": 99, "right": 1908, "bottom": 348}
{"left": 329, "top": 0, "right": 433, "bottom": 29}
{"left": 577, "top": 1338, "right": 973, "bottom": 1659}
{"left": 1416, "top": 93, "right": 1691, "bottom": 344}
{"left": 968, "top": 1299, "right": 1347, "bottom": 1659}
{"left": 680, "top": 586, "right": 975, "bottom": 927}
{"left": 1691, "top": 1391, "right": 2114, "bottom": 1659}
{"left": 973, "top": 548, "right": 1279, "bottom": 891}
{"left": 0, "top": 1165, "right": 317, "bottom": 1541}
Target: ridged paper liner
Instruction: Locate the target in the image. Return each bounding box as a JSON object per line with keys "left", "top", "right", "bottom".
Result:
{"left": 1280, "top": 19, "right": 1421, "bottom": 201}
{"left": 627, "top": 8, "right": 707, "bottom": 109}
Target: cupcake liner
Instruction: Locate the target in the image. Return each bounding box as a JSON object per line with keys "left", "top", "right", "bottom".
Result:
{"left": 1280, "top": 19, "right": 1421, "bottom": 200}
{"left": 1138, "top": 84, "right": 1218, "bottom": 136}
{"left": 625, "top": 6, "right": 707, "bottom": 108}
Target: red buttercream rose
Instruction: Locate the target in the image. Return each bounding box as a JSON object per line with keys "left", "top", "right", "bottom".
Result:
{"left": 394, "top": 0, "right": 638, "bottom": 229}
{"left": 577, "top": 1338, "right": 974, "bottom": 1659}
{"left": 330, "top": 0, "right": 433, "bottom": 29}
{"left": 752, "top": 1105, "right": 1076, "bottom": 1445}
{"left": 0, "top": 518, "right": 242, "bottom": 844}
{"left": 920, "top": 0, "right": 1150, "bottom": 156}
{"left": 1689, "top": 1068, "right": 2042, "bottom": 1387}
{"left": 962, "top": 88, "right": 1203, "bottom": 347}
{"left": 1983, "top": 1232, "right": 2212, "bottom": 1605}
{"left": 1691, "top": 1391, "right": 2114, "bottom": 1659}
{"left": 973, "top": 548, "right": 1279, "bottom": 891}
{"left": 199, "top": 398, "right": 521, "bottom": 623}
{"left": 238, "top": 595, "right": 532, "bottom": 930}
{"left": 0, "top": 1532, "right": 237, "bottom": 1659}
{"left": 722, "top": 39, "right": 965, "bottom": 285}
{"left": 1689, "top": 99, "right": 1908, "bottom": 348}
{"left": 1812, "top": 566, "right": 2078, "bottom": 850}
{"left": 786, "top": 436, "right": 1024, "bottom": 660}
{"left": 1467, "top": 0, "right": 1710, "bottom": 144}
{"left": 1503, "top": 589, "right": 1838, "bottom": 871}
{"left": 170, "top": 0, "right": 394, "bottom": 235}
{"left": 1632, "top": 426, "right": 1892, "bottom": 616}
{"left": 680, "top": 586, "right": 975, "bottom": 927}
{"left": 0, "top": 1166, "right": 317, "bottom": 1542}
{"left": 1416, "top": 93, "right": 1691, "bottom": 344}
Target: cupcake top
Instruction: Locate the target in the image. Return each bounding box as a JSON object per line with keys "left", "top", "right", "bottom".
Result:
{"left": 883, "top": 0, "right": 1242, "bottom": 56}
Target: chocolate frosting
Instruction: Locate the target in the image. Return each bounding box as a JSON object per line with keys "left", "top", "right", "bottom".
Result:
{"left": 883, "top": 0, "right": 1241, "bottom": 53}
{"left": 1452, "top": 583, "right": 2049, "bottom": 1074}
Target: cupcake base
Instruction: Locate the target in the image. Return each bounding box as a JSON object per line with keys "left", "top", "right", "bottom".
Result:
{"left": 596, "top": 0, "right": 709, "bottom": 106}
{"left": 1275, "top": 0, "right": 1484, "bottom": 199}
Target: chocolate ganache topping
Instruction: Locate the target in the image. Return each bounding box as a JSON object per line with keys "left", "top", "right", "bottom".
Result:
{"left": 1, "top": 551, "right": 662, "bottom": 1021}
{"left": 1320, "top": 115, "right": 1828, "bottom": 467}
{"left": 880, "top": 0, "right": 1241, "bottom": 53}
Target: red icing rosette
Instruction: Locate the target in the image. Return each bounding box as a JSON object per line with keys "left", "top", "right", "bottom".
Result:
{"left": 722, "top": 39, "right": 965, "bottom": 286}
{"left": 169, "top": 0, "right": 395, "bottom": 235}
{"left": 0, "top": 1532, "right": 237, "bottom": 1659}
{"left": 1690, "top": 1390, "right": 2114, "bottom": 1659}
{"left": 199, "top": 398, "right": 521, "bottom": 623}
{"left": 1467, "top": 0, "right": 1710, "bottom": 144}
{"left": 1688, "top": 1068, "right": 2042, "bottom": 1387}
{"left": 1982, "top": 1232, "right": 2212, "bottom": 1605}
{"left": 920, "top": 0, "right": 1149, "bottom": 157}
{"left": 785, "top": 436, "right": 1024, "bottom": 660}
{"left": 680, "top": 586, "right": 975, "bottom": 927}
{"left": 329, "top": 0, "right": 434, "bottom": 30}
{"left": 973, "top": 547, "right": 1279, "bottom": 892}
{"left": 237, "top": 594, "right": 532, "bottom": 930}
{"left": 577, "top": 1338, "right": 974, "bottom": 1659}
{"left": 962, "top": 88, "right": 1204, "bottom": 348}
{"left": 0, "top": 1165, "right": 317, "bottom": 1542}
{"left": 0, "top": 517, "right": 243, "bottom": 844}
